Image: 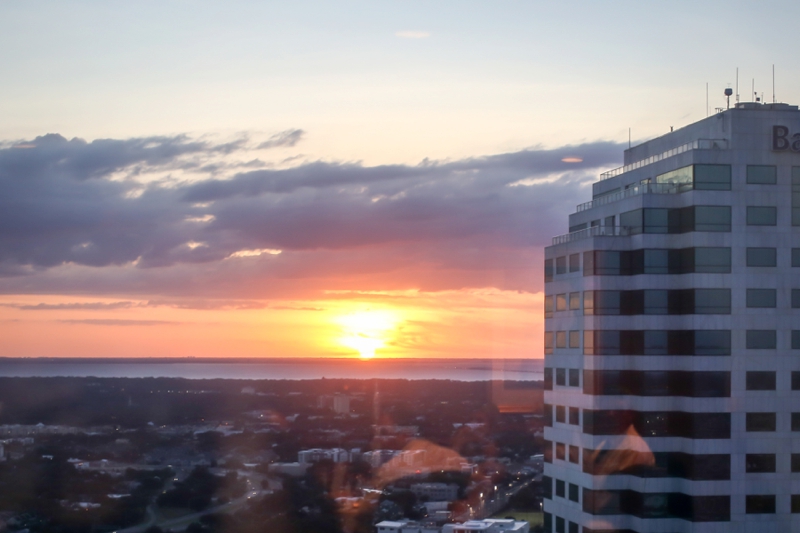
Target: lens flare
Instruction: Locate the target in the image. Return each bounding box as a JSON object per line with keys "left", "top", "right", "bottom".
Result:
{"left": 336, "top": 310, "right": 398, "bottom": 359}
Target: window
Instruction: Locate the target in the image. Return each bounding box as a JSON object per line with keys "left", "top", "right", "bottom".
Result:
{"left": 746, "top": 412, "right": 776, "bottom": 432}
{"left": 746, "top": 330, "right": 776, "bottom": 349}
{"left": 695, "top": 247, "right": 732, "bottom": 273}
{"left": 568, "top": 483, "right": 579, "bottom": 502}
{"left": 555, "top": 516, "right": 564, "bottom": 533}
{"left": 694, "top": 289, "right": 731, "bottom": 314}
{"left": 544, "top": 332, "right": 553, "bottom": 354}
{"left": 556, "top": 293, "right": 567, "bottom": 311}
{"left": 555, "top": 405, "right": 565, "bottom": 423}
{"left": 584, "top": 370, "right": 730, "bottom": 398}
{"left": 695, "top": 164, "right": 732, "bottom": 190}
{"left": 555, "top": 479, "right": 565, "bottom": 497}
{"left": 583, "top": 329, "right": 731, "bottom": 356}
{"left": 568, "top": 522, "right": 578, "bottom": 533}
{"left": 794, "top": 330, "right": 800, "bottom": 349}
{"left": 568, "top": 331, "right": 580, "bottom": 349}
{"left": 556, "top": 331, "right": 566, "bottom": 348}
{"left": 569, "top": 407, "right": 580, "bottom": 425}
{"left": 569, "top": 253, "right": 580, "bottom": 272}
{"left": 544, "top": 440, "right": 552, "bottom": 462}
{"left": 746, "top": 289, "right": 776, "bottom": 308}
{"left": 794, "top": 413, "right": 800, "bottom": 432}
{"left": 746, "top": 247, "right": 777, "bottom": 267}
{"left": 544, "top": 295, "right": 553, "bottom": 318}
{"left": 556, "top": 443, "right": 565, "bottom": 460}
{"left": 792, "top": 454, "right": 800, "bottom": 472}
{"left": 694, "top": 206, "right": 732, "bottom": 231}
{"left": 745, "top": 454, "right": 776, "bottom": 473}
{"left": 556, "top": 368, "right": 566, "bottom": 386}
{"left": 793, "top": 495, "right": 800, "bottom": 514}
{"left": 544, "top": 259, "right": 554, "bottom": 282}
{"left": 568, "top": 292, "right": 580, "bottom": 310}
{"left": 568, "top": 367, "right": 580, "bottom": 385}
{"left": 656, "top": 165, "right": 693, "bottom": 187}
{"left": 746, "top": 495, "right": 776, "bottom": 514}
{"left": 746, "top": 371, "right": 776, "bottom": 390}
{"left": 544, "top": 370, "right": 553, "bottom": 391}
{"left": 747, "top": 206, "right": 777, "bottom": 226}
{"left": 792, "top": 371, "right": 800, "bottom": 390}
{"left": 568, "top": 445, "right": 580, "bottom": 464}
{"left": 794, "top": 248, "right": 800, "bottom": 267}
{"left": 793, "top": 289, "right": 800, "bottom": 308}
{"left": 746, "top": 165, "right": 777, "bottom": 184}
{"left": 556, "top": 256, "right": 567, "bottom": 274}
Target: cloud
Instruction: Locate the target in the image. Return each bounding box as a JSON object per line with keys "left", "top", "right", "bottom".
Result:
{"left": 9, "top": 301, "right": 137, "bottom": 311}
{"left": 0, "top": 132, "right": 623, "bottom": 299}
{"left": 256, "top": 129, "right": 305, "bottom": 150}
{"left": 58, "top": 319, "right": 180, "bottom": 326}
{"left": 395, "top": 31, "right": 430, "bottom": 39}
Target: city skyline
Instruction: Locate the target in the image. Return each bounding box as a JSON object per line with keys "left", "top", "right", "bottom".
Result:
{"left": 2, "top": 1, "right": 800, "bottom": 359}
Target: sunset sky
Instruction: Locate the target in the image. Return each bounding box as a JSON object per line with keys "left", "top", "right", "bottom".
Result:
{"left": 2, "top": 0, "right": 799, "bottom": 359}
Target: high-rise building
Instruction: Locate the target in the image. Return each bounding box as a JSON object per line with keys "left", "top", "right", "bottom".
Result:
{"left": 542, "top": 102, "right": 800, "bottom": 533}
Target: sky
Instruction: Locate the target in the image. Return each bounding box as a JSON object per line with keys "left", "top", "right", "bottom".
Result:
{"left": 1, "top": 0, "right": 799, "bottom": 359}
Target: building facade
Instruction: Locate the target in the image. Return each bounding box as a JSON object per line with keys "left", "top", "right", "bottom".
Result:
{"left": 543, "top": 102, "right": 800, "bottom": 532}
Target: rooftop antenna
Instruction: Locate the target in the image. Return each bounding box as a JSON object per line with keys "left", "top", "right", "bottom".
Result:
{"left": 706, "top": 83, "right": 709, "bottom": 117}
{"left": 725, "top": 87, "right": 733, "bottom": 109}
{"left": 736, "top": 68, "right": 739, "bottom": 104}
{"left": 628, "top": 128, "right": 631, "bottom": 149}
{"left": 773, "top": 64, "right": 776, "bottom": 103}
{"left": 752, "top": 79, "right": 756, "bottom": 102}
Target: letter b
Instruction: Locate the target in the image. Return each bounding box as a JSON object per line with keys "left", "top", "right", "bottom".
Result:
{"left": 773, "top": 125, "right": 790, "bottom": 151}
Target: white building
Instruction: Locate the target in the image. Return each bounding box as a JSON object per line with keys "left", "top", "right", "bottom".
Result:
{"left": 543, "top": 101, "right": 800, "bottom": 532}
{"left": 297, "top": 447, "right": 350, "bottom": 464}
{"left": 410, "top": 482, "right": 459, "bottom": 502}
{"left": 377, "top": 519, "right": 528, "bottom": 533}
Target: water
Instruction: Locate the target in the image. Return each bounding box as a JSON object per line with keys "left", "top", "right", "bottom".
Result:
{"left": 0, "top": 358, "right": 543, "bottom": 381}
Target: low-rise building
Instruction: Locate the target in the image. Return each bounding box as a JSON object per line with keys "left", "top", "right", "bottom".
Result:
{"left": 410, "top": 482, "right": 459, "bottom": 502}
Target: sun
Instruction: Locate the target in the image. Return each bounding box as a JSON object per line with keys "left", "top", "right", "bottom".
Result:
{"left": 336, "top": 310, "right": 398, "bottom": 359}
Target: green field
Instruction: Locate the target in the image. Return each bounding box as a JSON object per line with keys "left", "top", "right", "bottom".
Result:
{"left": 491, "top": 509, "right": 543, "bottom": 526}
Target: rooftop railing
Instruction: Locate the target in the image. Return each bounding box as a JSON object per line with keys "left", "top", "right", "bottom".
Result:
{"left": 576, "top": 181, "right": 690, "bottom": 212}
{"left": 598, "top": 138, "right": 728, "bottom": 181}
{"left": 551, "top": 225, "right": 631, "bottom": 245}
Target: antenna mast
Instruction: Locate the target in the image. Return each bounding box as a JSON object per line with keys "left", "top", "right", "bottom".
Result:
{"left": 773, "top": 64, "right": 776, "bottom": 103}
{"left": 736, "top": 68, "right": 739, "bottom": 104}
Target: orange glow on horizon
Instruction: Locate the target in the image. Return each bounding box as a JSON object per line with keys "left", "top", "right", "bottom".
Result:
{"left": 336, "top": 309, "right": 399, "bottom": 359}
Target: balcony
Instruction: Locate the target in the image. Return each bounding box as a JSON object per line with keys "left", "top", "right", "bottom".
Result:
{"left": 551, "top": 225, "right": 631, "bottom": 245}
{"left": 598, "top": 138, "right": 728, "bottom": 182}
{"left": 576, "top": 181, "right": 688, "bottom": 212}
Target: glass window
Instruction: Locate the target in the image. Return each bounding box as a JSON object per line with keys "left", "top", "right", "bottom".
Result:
{"left": 569, "top": 292, "right": 580, "bottom": 310}
{"left": 746, "top": 371, "right": 776, "bottom": 391}
{"left": 555, "top": 479, "right": 565, "bottom": 496}
{"left": 544, "top": 331, "right": 553, "bottom": 354}
{"left": 556, "top": 293, "right": 567, "bottom": 311}
{"left": 555, "top": 516, "right": 564, "bottom": 533}
{"left": 695, "top": 289, "right": 731, "bottom": 314}
{"left": 544, "top": 371, "right": 553, "bottom": 391}
{"left": 568, "top": 522, "right": 578, "bottom": 533}
{"left": 747, "top": 206, "right": 777, "bottom": 226}
{"left": 569, "top": 367, "right": 580, "bottom": 385}
{"left": 556, "top": 256, "right": 567, "bottom": 274}
{"left": 569, "top": 253, "right": 580, "bottom": 273}
{"left": 594, "top": 251, "right": 621, "bottom": 275}
{"left": 556, "top": 368, "right": 566, "bottom": 386}
{"left": 643, "top": 208, "right": 670, "bottom": 233}
{"left": 793, "top": 289, "right": 800, "bottom": 308}
{"left": 747, "top": 330, "right": 777, "bottom": 349}
{"left": 620, "top": 209, "right": 643, "bottom": 234}
{"left": 544, "top": 295, "right": 553, "bottom": 318}
{"left": 746, "top": 165, "right": 777, "bottom": 184}
{"left": 583, "top": 291, "right": 594, "bottom": 315}
{"left": 793, "top": 248, "right": 800, "bottom": 267}
{"left": 794, "top": 454, "right": 800, "bottom": 473}
{"left": 792, "top": 371, "right": 800, "bottom": 391}
{"left": 556, "top": 443, "right": 565, "bottom": 461}
{"left": 793, "top": 495, "right": 800, "bottom": 514}
{"left": 544, "top": 258, "right": 554, "bottom": 282}
{"left": 694, "top": 330, "right": 732, "bottom": 355}
{"left": 694, "top": 206, "right": 731, "bottom": 231}
{"left": 643, "top": 249, "right": 669, "bottom": 274}
{"left": 746, "top": 247, "right": 777, "bottom": 267}
{"left": 793, "top": 413, "right": 800, "bottom": 432}
{"left": 569, "top": 407, "right": 580, "bottom": 425}
{"left": 594, "top": 291, "right": 621, "bottom": 315}
{"left": 746, "top": 289, "right": 777, "bottom": 308}
{"left": 556, "top": 406, "right": 565, "bottom": 423}
{"left": 568, "top": 483, "right": 579, "bottom": 502}
{"left": 656, "top": 165, "right": 693, "bottom": 187}
{"left": 694, "top": 164, "right": 732, "bottom": 190}
{"left": 568, "top": 331, "right": 580, "bottom": 349}
{"left": 556, "top": 331, "right": 567, "bottom": 348}
{"left": 746, "top": 454, "right": 776, "bottom": 473}
{"left": 568, "top": 445, "right": 580, "bottom": 464}
{"left": 746, "top": 412, "right": 776, "bottom": 432}
{"left": 643, "top": 290, "right": 669, "bottom": 315}
{"left": 583, "top": 250, "right": 594, "bottom": 276}
{"left": 583, "top": 330, "right": 594, "bottom": 355}
{"left": 793, "top": 330, "right": 800, "bottom": 349}
{"left": 695, "top": 247, "right": 731, "bottom": 273}
{"left": 644, "top": 331, "right": 669, "bottom": 355}
{"left": 746, "top": 495, "right": 776, "bottom": 514}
